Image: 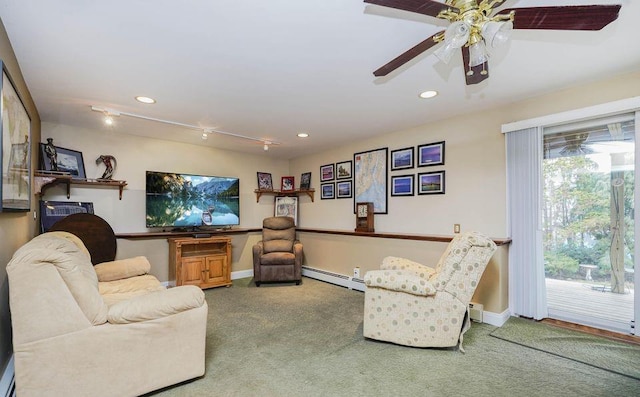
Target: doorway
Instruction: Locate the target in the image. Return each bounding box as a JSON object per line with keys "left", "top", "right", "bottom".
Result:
{"left": 542, "top": 114, "right": 635, "bottom": 333}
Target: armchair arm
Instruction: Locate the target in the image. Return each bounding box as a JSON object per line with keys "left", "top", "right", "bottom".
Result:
{"left": 94, "top": 256, "right": 151, "bottom": 282}
{"left": 107, "top": 285, "right": 205, "bottom": 324}
{"left": 380, "top": 256, "right": 436, "bottom": 279}
{"left": 364, "top": 270, "right": 436, "bottom": 297}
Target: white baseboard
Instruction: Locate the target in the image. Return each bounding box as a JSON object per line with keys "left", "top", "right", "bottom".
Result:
{"left": 482, "top": 309, "right": 510, "bottom": 327}
{"left": 0, "top": 355, "right": 15, "bottom": 397}
{"left": 231, "top": 269, "right": 253, "bottom": 280}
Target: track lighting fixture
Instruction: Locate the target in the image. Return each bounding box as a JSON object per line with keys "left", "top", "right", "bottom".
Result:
{"left": 90, "top": 105, "right": 279, "bottom": 148}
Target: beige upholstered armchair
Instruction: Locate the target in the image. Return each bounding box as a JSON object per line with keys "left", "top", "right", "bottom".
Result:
{"left": 7, "top": 232, "right": 208, "bottom": 397}
{"left": 252, "top": 216, "right": 303, "bottom": 286}
{"left": 363, "top": 231, "right": 497, "bottom": 350}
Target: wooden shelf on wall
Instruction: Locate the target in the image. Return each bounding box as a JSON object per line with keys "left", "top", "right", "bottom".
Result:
{"left": 35, "top": 172, "right": 128, "bottom": 200}
{"left": 254, "top": 188, "right": 315, "bottom": 202}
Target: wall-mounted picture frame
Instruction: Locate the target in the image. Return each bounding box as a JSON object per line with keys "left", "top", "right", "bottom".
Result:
{"left": 320, "top": 163, "right": 335, "bottom": 182}
{"left": 336, "top": 180, "right": 352, "bottom": 199}
{"left": 275, "top": 196, "right": 298, "bottom": 226}
{"left": 391, "top": 175, "right": 414, "bottom": 196}
{"left": 417, "top": 170, "right": 445, "bottom": 195}
{"left": 390, "top": 147, "right": 414, "bottom": 171}
{"left": 354, "top": 147, "right": 388, "bottom": 214}
{"left": 1, "top": 65, "right": 32, "bottom": 212}
{"left": 257, "top": 172, "right": 273, "bottom": 191}
{"left": 39, "top": 143, "right": 86, "bottom": 179}
{"left": 281, "top": 176, "right": 295, "bottom": 191}
{"left": 321, "top": 182, "right": 335, "bottom": 199}
{"left": 417, "top": 141, "right": 445, "bottom": 167}
{"left": 39, "top": 200, "right": 94, "bottom": 233}
{"left": 300, "top": 172, "right": 311, "bottom": 190}
{"left": 336, "top": 160, "right": 352, "bottom": 180}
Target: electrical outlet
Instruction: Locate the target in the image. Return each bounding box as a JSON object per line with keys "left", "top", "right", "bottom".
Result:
{"left": 353, "top": 267, "right": 360, "bottom": 279}
{"left": 454, "top": 224, "right": 460, "bottom": 234}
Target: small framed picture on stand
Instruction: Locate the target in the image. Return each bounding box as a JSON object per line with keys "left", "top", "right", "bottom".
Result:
{"left": 281, "top": 176, "right": 295, "bottom": 191}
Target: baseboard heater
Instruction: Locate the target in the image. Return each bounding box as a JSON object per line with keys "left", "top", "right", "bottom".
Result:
{"left": 302, "top": 266, "right": 365, "bottom": 292}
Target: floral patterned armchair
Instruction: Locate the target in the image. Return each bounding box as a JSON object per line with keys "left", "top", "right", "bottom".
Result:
{"left": 363, "top": 231, "right": 497, "bottom": 351}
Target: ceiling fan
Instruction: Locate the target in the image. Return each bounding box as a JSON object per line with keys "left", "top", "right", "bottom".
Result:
{"left": 364, "top": 1, "right": 621, "bottom": 84}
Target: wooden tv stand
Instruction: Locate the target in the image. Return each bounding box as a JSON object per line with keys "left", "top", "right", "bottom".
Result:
{"left": 168, "top": 236, "right": 232, "bottom": 289}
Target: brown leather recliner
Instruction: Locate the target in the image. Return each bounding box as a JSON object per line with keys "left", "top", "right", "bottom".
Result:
{"left": 252, "top": 216, "right": 303, "bottom": 286}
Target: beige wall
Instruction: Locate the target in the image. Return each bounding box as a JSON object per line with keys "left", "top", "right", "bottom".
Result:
{"left": 40, "top": 123, "right": 290, "bottom": 280}
{"left": 289, "top": 69, "right": 640, "bottom": 315}
{"left": 0, "top": 21, "right": 41, "bottom": 375}
{"left": 39, "top": 70, "right": 640, "bottom": 317}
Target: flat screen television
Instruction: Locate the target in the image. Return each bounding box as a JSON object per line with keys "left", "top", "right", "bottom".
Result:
{"left": 145, "top": 171, "right": 240, "bottom": 229}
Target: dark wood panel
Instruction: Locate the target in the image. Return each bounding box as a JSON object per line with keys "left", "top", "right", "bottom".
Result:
{"left": 364, "top": 0, "right": 456, "bottom": 18}
{"left": 116, "top": 227, "right": 511, "bottom": 246}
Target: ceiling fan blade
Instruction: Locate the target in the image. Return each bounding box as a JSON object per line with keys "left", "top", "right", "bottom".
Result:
{"left": 461, "top": 46, "right": 489, "bottom": 85}
{"left": 364, "top": 0, "right": 457, "bottom": 18}
{"left": 373, "top": 30, "right": 445, "bottom": 77}
{"left": 497, "top": 5, "right": 621, "bottom": 31}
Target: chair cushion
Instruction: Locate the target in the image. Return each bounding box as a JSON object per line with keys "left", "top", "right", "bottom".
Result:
{"left": 16, "top": 232, "right": 108, "bottom": 325}
{"left": 260, "top": 252, "right": 296, "bottom": 265}
{"left": 364, "top": 270, "right": 436, "bottom": 296}
{"left": 94, "top": 256, "right": 151, "bottom": 282}
{"left": 262, "top": 216, "right": 296, "bottom": 253}
{"left": 263, "top": 238, "right": 294, "bottom": 253}
{"left": 99, "top": 274, "right": 165, "bottom": 306}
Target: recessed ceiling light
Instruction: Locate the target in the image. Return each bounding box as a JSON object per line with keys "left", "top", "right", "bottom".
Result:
{"left": 419, "top": 90, "right": 438, "bottom": 99}
{"left": 135, "top": 96, "right": 156, "bottom": 104}
{"left": 297, "top": 132, "right": 309, "bottom": 138}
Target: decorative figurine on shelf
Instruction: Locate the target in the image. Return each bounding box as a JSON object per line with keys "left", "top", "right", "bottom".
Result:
{"left": 96, "top": 155, "right": 117, "bottom": 180}
{"left": 44, "top": 137, "right": 58, "bottom": 171}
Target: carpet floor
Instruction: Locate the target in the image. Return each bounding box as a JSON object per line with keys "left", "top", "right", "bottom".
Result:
{"left": 148, "top": 277, "right": 640, "bottom": 397}
{"left": 490, "top": 316, "right": 640, "bottom": 381}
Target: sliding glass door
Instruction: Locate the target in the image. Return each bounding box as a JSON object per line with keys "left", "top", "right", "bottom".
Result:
{"left": 542, "top": 114, "right": 636, "bottom": 333}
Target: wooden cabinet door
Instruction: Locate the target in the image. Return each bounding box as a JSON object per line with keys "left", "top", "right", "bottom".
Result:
{"left": 205, "top": 255, "right": 228, "bottom": 284}
{"left": 181, "top": 257, "right": 205, "bottom": 286}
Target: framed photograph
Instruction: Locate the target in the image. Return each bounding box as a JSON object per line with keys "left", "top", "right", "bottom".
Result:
{"left": 417, "top": 171, "right": 445, "bottom": 195}
{"left": 281, "top": 176, "right": 295, "bottom": 191}
{"left": 354, "top": 147, "right": 388, "bottom": 214}
{"left": 417, "top": 141, "right": 445, "bottom": 167}
{"left": 391, "top": 175, "right": 414, "bottom": 196}
{"left": 300, "top": 172, "right": 311, "bottom": 190}
{"left": 320, "top": 182, "right": 335, "bottom": 199}
{"left": 336, "top": 180, "right": 352, "bottom": 199}
{"left": 274, "top": 196, "right": 298, "bottom": 226}
{"left": 336, "top": 160, "right": 352, "bottom": 180}
{"left": 39, "top": 200, "right": 94, "bottom": 233}
{"left": 320, "top": 164, "right": 335, "bottom": 181}
{"left": 1, "top": 66, "right": 32, "bottom": 212}
{"left": 390, "top": 147, "right": 414, "bottom": 171}
{"left": 257, "top": 172, "right": 273, "bottom": 190}
{"left": 39, "top": 143, "right": 86, "bottom": 179}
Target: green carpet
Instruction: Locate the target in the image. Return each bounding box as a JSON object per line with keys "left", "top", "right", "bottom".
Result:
{"left": 147, "top": 277, "right": 640, "bottom": 396}
{"left": 490, "top": 316, "right": 640, "bottom": 381}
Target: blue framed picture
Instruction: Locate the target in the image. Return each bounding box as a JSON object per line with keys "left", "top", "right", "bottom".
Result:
{"left": 390, "top": 147, "right": 414, "bottom": 171}
{"left": 417, "top": 141, "right": 445, "bottom": 167}
{"left": 391, "top": 175, "right": 414, "bottom": 196}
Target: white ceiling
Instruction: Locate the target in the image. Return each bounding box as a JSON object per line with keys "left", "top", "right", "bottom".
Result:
{"left": 1, "top": 0, "right": 638, "bottom": 159}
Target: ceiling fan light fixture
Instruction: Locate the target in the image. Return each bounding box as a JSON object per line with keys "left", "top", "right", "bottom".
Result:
{"left": 468, "top": 40, "right": 488, "bottom": 67}
{"left": 482, "top": 20, "right": 513, "bottom": 49}
{"left": 434, "top": 21, "right": 470, "bottom": 64}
